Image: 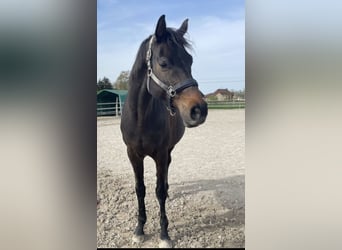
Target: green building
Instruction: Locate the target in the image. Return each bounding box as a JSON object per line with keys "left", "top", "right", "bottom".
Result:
{"left": 97, "top": 89, "right": 128, "bottom": 116}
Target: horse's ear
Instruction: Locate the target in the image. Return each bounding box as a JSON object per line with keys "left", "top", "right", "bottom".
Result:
{"left": 155, "top": 15, "right": 166, "bottom": 41}
{"left": 177, "top": 18, "right": 188, "bottom": 37}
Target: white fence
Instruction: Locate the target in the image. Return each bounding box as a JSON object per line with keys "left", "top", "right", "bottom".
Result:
{"left": 97, "top": 100, "right": 245, "bottom": 116}
{"left": 97, "top": 102, "right": 124, "bottom": 116}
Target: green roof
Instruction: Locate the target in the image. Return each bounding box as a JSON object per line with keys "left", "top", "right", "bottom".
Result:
{"left": 97, "top": 89, "right": 128, "bottom": 103}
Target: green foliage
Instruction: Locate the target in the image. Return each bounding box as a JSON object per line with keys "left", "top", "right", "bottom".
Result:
{"left": 207, "top": 101, "right": 245, "bottom": 109}
{"left": 97, "top": 77, "right": 113, "bottom": 91}
{"left": 113, "top": 71, "right": 130, "bottom": 90}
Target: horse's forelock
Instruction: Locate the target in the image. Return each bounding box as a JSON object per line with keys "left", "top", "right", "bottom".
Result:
{"left": 166, "top": 28, "right": 192, "bottom": 51}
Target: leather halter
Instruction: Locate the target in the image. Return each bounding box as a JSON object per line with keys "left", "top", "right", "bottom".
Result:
{"left": 146, "top": 35, "right": 198, "bottom": 116}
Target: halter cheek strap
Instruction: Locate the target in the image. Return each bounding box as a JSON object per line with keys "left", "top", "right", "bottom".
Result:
{"left": 146, "top": 35, "right": 198, "bottom": 116}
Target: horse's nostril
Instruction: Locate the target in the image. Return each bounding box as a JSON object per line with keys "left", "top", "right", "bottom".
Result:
{"left": 190, "top": 105, "right": 201, "bottom": 121}
{"left": 189, "top": 103, "right": 208, "bottom": 123}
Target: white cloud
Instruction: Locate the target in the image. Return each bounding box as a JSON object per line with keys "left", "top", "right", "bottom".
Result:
{"left": 188, "top": 16, "right": 245, "bottom": 92}
{"left": 97, "top": 11, "right": 245, "bottom": 93}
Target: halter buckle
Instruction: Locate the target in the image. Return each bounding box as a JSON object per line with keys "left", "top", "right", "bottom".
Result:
{"left": 146, "top": 49, "right": 151, "bottom": 61}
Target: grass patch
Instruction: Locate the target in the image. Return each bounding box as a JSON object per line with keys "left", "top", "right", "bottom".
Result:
{"left": 207, "top": 103, "right": 245, "bottom": 109}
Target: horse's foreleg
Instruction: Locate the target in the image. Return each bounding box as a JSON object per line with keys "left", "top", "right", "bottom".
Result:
{"left": 127, "top": 147, "right": 146, "bottom": 243}
{"left": 155, "top": 150, "right": 172, "bottom": 248}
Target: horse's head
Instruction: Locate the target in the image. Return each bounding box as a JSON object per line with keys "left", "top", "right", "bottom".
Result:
{"left": 146, "top": 15, "right": 207, "bottom": 128}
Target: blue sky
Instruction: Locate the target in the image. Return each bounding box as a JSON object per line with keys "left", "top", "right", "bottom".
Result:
{"left": 97, "top": 0, "right": 245, "bottom": 94}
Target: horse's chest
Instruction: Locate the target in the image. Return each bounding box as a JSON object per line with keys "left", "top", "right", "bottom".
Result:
{"left": 121, "top": 110, "right": 185, "bottom": 155}
{"left": 140, "top": 126, "right": 169, "bottom": 148}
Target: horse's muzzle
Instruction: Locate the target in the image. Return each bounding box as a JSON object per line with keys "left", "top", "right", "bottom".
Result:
{"left": 184, "top": 102, "right": 208, "bottom": 127}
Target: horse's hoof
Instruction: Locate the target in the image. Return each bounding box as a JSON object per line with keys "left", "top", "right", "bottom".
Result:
{"left": 159, "top": 239, "right": 173, "bottom": 248}
{"left": 132, "top": 234, "right": 145, "bottom": 243}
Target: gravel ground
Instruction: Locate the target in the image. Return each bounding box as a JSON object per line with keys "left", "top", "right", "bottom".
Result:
{"left": 97, "top": 109, "right": 245, "bottom": 248}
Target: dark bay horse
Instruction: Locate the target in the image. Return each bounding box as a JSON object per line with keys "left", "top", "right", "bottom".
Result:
{"left": 120, "top": 15, "right": 207, "bottom": 248}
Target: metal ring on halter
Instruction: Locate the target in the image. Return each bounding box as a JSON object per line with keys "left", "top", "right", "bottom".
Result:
{"left": 167, "top": 86, "right": 176, "bottom": 97}
{"left": 167, "top": 106, "right": 176, "bottom": 116}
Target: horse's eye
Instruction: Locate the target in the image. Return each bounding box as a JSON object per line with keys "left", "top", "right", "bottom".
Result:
{"left": 158, "top": 57, "right": 168, "bottom": 68}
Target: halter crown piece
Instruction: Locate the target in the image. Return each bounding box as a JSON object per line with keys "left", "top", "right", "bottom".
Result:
{"left": 146, "top": 35, "right": 198, "bottom": 116}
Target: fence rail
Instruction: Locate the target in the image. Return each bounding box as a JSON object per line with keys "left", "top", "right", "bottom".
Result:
{"left": 97, "top": 102, "right": 123, "bottom": 116}
{"left": 97, "top": 100, "right": 245, "bottom": 116}
{"left": 207, "top": 100, "right": 245, "bottom": 109}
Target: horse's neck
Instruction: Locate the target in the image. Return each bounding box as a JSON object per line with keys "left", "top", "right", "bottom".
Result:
{"left": 127, "top": 72, "right": 154, "bottom": 118}
{"left": 127, "top": 52, "right": 166, "bottom": 123}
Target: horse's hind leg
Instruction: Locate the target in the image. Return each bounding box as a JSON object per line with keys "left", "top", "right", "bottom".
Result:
{"left": 155, "top": 150, "right": 173, "bottom": 248}
{"left": 127, "top": 147, "right": 146, "bottom": 243}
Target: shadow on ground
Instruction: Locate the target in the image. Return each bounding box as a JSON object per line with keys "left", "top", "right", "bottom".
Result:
{"left": 171, "top": 175, "right": 245, "bottom": 211}
{"left": 168, "top": 175, "right": 245, "bottom": 247}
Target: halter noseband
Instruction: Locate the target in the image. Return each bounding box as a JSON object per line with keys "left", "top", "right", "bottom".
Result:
{"left": 146, "top": 35, "right": 198, "bottom": 116}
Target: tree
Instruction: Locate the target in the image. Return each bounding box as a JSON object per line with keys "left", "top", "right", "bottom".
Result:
{"left": 206, "top": 95, "right": 218, "bottom": 101}
{"left": 113, "top": 71, "right": 130, "bottom": 90}
{"left": 231, "top": 88, "right": 245, "bottom": 100}
{"left": 97, "top": 77, "right": 113, "bottom": 91}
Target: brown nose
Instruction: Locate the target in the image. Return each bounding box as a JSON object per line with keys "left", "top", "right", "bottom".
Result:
{"left": 189, "top": 102, "right": 208, "bottom": 125}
